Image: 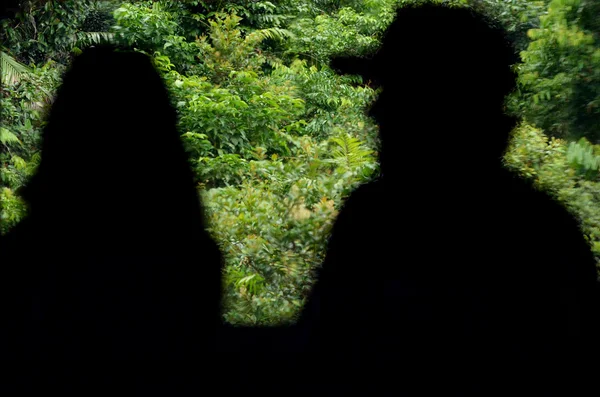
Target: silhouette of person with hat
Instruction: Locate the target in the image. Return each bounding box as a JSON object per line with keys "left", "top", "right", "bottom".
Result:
{"left": 297, "top": 3, "right": 599, "bottom": 395}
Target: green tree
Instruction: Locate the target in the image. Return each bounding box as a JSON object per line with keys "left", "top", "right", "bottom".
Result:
{"left": 0, "top": 0, "right": 118, "bottom": 65}
{"left": 511, "top": 0, "right": 600, "bottom": 142}
{"left": 469, "top": 0, "right": 548, "bottom": 52}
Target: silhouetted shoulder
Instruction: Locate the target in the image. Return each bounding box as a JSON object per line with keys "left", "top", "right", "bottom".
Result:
{"left": 327, "top": 180, "right": 385, "bottom": 240}
{"left": 303, "top": 180, "right": 386, "bottom": 288}
{"left": 493, "top": 168, "right": 597, "bottom": 284}
{"left": 296, "top": 2, "right": 599, "bottom": 394}
{"left": 296, "top": 179, "right": 389, "bottom": 337}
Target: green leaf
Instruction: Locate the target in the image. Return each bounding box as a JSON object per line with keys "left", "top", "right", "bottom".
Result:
{"left": 0, "top": 128, "right": 22, "bottom": 146}
{"left": 0, "top": 51, "right": 32, "bottom": 86}
{"left": 11, "top": 155, "right": 27, "bottom": 170}
{"left": 72, "top": 32, "right": 115, "bottom": 48}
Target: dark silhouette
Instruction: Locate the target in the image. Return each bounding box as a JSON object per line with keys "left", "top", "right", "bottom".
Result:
{"left": 297, "top": 4, "right": 600, "bottom": 395}
{"left": 0, "top": 0, "right": 19, "bottom": 20}
{"left": 1, "top": 46, "right": 223, "bottom": 394}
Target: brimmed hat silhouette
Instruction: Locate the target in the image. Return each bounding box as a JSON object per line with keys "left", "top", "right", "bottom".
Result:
{"left": 328, "top": 3, "right": 517, "bottom": 99}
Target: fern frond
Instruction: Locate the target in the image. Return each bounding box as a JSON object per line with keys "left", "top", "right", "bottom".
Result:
{"left": 254, "top": 13, "right": 291, "bottom": 27}
{"left": 264, "top": 56, "right": 284, "bottom": 69}
{"left": 11, "top": 155, "right": 27, "bottom": 170}
{"left": 329, "top": 134, "right": 373, "bottom": 169}
{"left": 71, "top": 31, "right": 115, "bottom": 48}
{"left": 0, "top": 127, "right": 22, "bottom": 146}
{"left": 0, "top": 51, "right": 32, "bottom": 86}
{"left": 254, "top": 27, "right": 295, "bottom": 42}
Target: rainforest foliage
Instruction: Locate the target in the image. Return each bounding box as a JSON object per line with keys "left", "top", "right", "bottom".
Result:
{"left": 2, "top": 0, "right": 600, "bottom": 324}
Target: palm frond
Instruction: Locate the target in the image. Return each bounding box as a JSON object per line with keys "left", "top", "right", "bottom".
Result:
{"left": 0, "top": 51, "right": 33, "bottom": 86}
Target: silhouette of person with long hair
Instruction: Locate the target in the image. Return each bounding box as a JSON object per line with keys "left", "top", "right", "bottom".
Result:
{"left": 297, "top": 4, "right": 599, "bottom": 395}
{"left": 1, "top": 46, "right": 223, "bottom": 394}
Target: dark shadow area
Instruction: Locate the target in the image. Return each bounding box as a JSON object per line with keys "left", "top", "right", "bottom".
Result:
{"left": 0, "top": 0, "right": 20, "bottom": 20}
{"left": 1, "top": 46, "right": 223, "bottom": 394}
{"left": 296, "top": 3, "right": 600, "bottom": 395}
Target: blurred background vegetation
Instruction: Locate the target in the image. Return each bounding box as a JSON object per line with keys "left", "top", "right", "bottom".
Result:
{"left": 2, "top": 0, "right": 600, "bottom": 325}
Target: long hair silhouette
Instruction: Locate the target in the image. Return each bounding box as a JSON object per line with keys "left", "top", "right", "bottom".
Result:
{"left": 22, "top": 46, "right": 208, "bottom": 246}
{"left": 3, "top": 45, "right": 223, "bottom": 393}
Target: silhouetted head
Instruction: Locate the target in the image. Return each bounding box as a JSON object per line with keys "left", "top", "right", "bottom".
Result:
{"left": 331, "top": 3, "right": 518, "bottom": 173}
{"left": 22, "top": 46, "right": 205, "bottom": 248}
